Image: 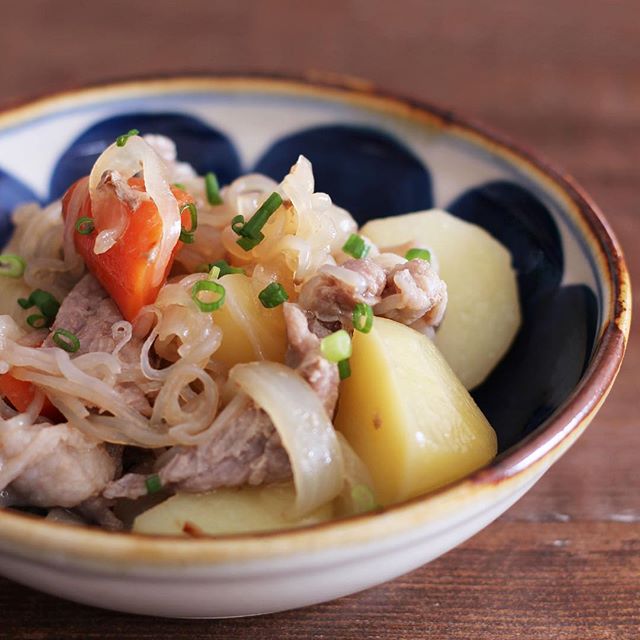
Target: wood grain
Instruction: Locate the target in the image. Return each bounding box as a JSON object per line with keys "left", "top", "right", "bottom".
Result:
{"left": 0, "top": 1, "right": 638, "bottom": 638}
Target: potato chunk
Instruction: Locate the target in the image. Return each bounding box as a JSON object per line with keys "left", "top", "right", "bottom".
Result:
{"left": 362, "top": 209, "right": 520, "bottom": 389}
{"left": 133, "top": 484, "right": 332, "bottom": 536}
{"left": 334, "top": 317, "right": 497, "bottom": 505}
{"left": 212, "top": 273, "right": 287, "bottom": 368}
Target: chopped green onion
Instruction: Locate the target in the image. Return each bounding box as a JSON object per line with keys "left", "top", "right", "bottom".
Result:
{"left": 231, "top": 214, "right": 246, "bottom": 234}
{"left": 258, "top": 282, "right": 289, "bottom": 308}
{"left": 351, "top": 484, "right": 377, "bottom": 513}
{"left": 26, "top": 314, "right": 49, "bottom": 329}
{"left": 19, "top": 290, "right": 60, "bottom": 319}
{"left": 0, "top": 254, "right": 26, "bottom": 278}
{"left": 179, "top": 202, "right": 198, "bottom": 244}
{"left": 52, "top": 328, "right": 80, "bottom": 353}
{"left": 192, "top": 279, "right": 226, "bottom": 312}
{"left": 29, "top": 290, "right": 60, "bottom": 319}
{"left": 232, "top": 192, "right": 283, "bottom": 251}
{"left": 405, "top": 248, "right": 431, "bottom": 262}
{"left": 320, "top": 330, "right": 352, "bottom": 363}
{"left": 342, "top": 234, "right": 369, "bottom": 259}
{"left": 145, "top": 474, "right": 162, "bottom": 495}
{"left": 75, "top": 216, "right": 95, "bottom": 235}
{"left": 172, "top": 182, "right": 186, "bottom": 191}
{"left": 208, "top": 265, "right": 221, "bottom": 280}
{"left": 115, "top": 129, "right": 139, "bottom": 147}
{"left": 338, "top": 359, "right": 351, "bottom": 380}
{"left": 208, "top": 260, "right": 245, "bottom": 277}
{"left": 236, "top": 234, "right": 265, "bottom": 251}
{"left": 205, "top": 172, "right": 223, "bottom": 205}
{"left": 352, "top": 303, "right": 373, "bottom": 334}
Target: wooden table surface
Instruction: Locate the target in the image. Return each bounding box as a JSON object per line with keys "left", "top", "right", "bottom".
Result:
{"left": 1, "top": 2, "right": 638, "bottom": 638}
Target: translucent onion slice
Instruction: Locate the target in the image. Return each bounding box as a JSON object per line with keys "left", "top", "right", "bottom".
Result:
{"left": 230, "top": 361, "right": 344, "bottom": 517}
{"left": 334, "top": 433, "right": 378, "bottom": 516}
{"left": 88, "top": 136, "right": 180, "bottom": 286}
{"left": 318, "top": 264, "right": 368, "bottom": 293}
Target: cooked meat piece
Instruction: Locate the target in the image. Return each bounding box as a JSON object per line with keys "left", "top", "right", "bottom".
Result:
{"left": 78, "top": 495, "right": 124, "bottom": 531}
{"left": 283, "top": 302, "right": 339, "bottom": 417}
{"left": 161, "top": 399, "right": 290, "bottom": 492}
{"left": 104, "top": 396, "right": 291, "bottom": 499}
{"left": 105, "top": 302, "right": 340, "bottom": 500}
{"left": 0, "top": 422, "right": 120, "bottom": 508}
{"left": 299, "top": 257, "right": 447, "bottom": 336}
{"left": 298, "top": 259, "right": 386, "bottom": 329}
{"left": 43, "top": 273, "right": 151, "bottom": 416}
{"left": 375, "top": 259, "right": 448, "bottom": 332}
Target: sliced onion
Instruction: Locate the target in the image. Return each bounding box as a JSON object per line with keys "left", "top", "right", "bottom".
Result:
{"left": 281, "top": 155, "right": 314, "bottom": 216}
{"left": 230, "top": 361, "right": 343, "bottom": 517}
{"left": 88, "top": 136, "right": 180, "bottom": 286}
{"left": 318, "top": 264, "right": 368, "bottom": 293}
{"left": 333, "top": 433, "right": 377, "bottom": 516}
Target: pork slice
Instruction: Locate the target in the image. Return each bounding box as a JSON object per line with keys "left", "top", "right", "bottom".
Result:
{"left": 283, "top": 302, "right": 339, "bottom": 417}
{"left": 0, "top": 422, "right": 120, "bottom": 508}
{"left": 104, "top": 303, "right": 341, "bottom": 501}
{"left": 104, "top": 397, "right": 291, "bottom": 499}
{"left": 297, "top": 258, "right": 386, "bottom": 329}
{"left": 43, "top": 273, "right": 151, "bottom": 416}
{"left": 374, "top": 259, "right": 448, "bottom": 333}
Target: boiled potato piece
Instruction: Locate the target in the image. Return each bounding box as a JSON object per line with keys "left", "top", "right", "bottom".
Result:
{"left": 133, "top": 484, "right": 333, "bottom": 536}
{"left": 362, "top": 210, "right": 520, "bottom": 389}
{"left": 334, "top": 317, "right": 497, "bottom": 505}
{"left": 212, "top": 273, "right": 287, "bottom": 368}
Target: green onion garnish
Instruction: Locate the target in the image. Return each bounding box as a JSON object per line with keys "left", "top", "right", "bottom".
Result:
{"left": 75, "top": 216, "right": 95, "bottom": 235}
{"left": 29, "top": 290, "right": 60, "bottom": 319}
{"left": 231, "top": 215, "right": 246, "bottom": 235}
{"left": 338, "top": 359, "right": 351, "bottom": 380}
{"left": 18, "top": 290, "right": 60, "bottom": 320}
{"left": 258, "top": 282, "right": 289, "bottom": 308}
{"left": 0, "top": 254, "right": 26, "bottom": 278}
{"left": 208, "top": 265, "right": 221, "bottom": 280}
{"left": 205, "top": 172, "right": 223, "bottom": 205}
{"left": 207, "top": 260, "right": 245, "bottom": 277}
{"left": 232, "top": 192, "right": 283, "bottom": 251}
{"left": 320, "top": 330, "right": 352, "bottom": 363}
{"left": 351, "top": 484, "right": 377, "bottom": 513}
{"left": 405, "top": 248, "right": 431, "bottom": 262}
{"left": 52, "top": 328, "right": 80, "bottom": 353}
{"left": 115, "top": 129, "right": 139, "bottom": 147}
{"left": 26, "top": 314, "right": 49, "bottom": 329}
{"left": 179, "top": 202, "right": 198, "bottom": 244}
{"left": 172, "top": 182, "right": 186, "bottom": 191}
{"left": 237, "top": 235, "right": 264, "bottom": 251}
{"left": 192, "top": 279, "right": 226, "bottom": 312}
{"left": 352, "top": 303, "right": 373, "bottom": 334}
{"left": 145, "top": 474, "right": 163, "bottom": 495}
{"left": 342, "top": 234, "right": 369, "bottom": 259}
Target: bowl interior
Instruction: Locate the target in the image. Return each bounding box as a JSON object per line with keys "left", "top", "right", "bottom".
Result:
{"left": 0, "top": 78, "right": 604, "bottom": 454}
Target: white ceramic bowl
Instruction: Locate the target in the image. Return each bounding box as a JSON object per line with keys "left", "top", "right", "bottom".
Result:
{"left": 0, "top": 75, "right": 630, "bottom": 617}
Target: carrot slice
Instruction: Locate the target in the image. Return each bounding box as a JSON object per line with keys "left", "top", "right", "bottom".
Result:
{"left": 62, "top": 177, "right": 194, "bottom": 321}
{"left": 0, "top": 373, "right": 62, "bottom": 421}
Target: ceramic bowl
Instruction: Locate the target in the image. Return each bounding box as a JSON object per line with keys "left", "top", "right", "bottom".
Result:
{"left": 0, "top": 74, "right": 630, "bottom": 618}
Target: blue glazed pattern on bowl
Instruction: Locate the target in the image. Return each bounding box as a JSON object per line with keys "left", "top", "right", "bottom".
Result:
{"left": 0, "top": 99, "right": 598, "bottom": 453}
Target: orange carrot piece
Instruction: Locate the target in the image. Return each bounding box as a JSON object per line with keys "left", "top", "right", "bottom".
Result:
{"left": 62, "top": 177, "right": 194, "bottom": 321}
{"left": 0, "top": 373, "right": 62, "bottom": 421}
